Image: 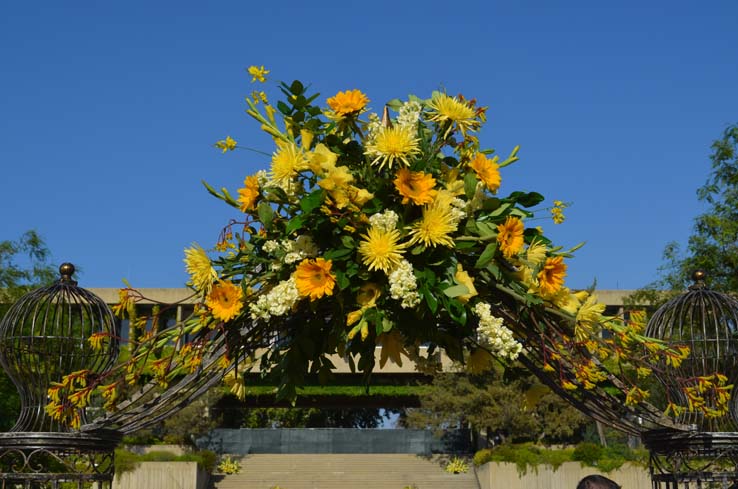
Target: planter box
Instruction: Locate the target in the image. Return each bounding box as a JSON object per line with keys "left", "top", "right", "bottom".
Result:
{"left": 113, "top": 461, "right": 208, "bottom": 489}
{"left": 475, "top": 461, "right": 650, "bottom": 489}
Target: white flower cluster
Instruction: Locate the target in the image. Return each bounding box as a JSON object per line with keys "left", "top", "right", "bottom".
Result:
{"left": 365, "top": 113, "right": 382, "bottom": 143}
{"left": 397, "top": 100, "right": 422, "bottom": 130}
{"left": 388, "top": 259, "right": 421, "bottom": 308}
{"left": 262, "top": 236, "right": 318, "bottom": 264}
{"left": 449, "top": 197, "right": 467, "bottom": 224}
{"left": 369, "top": 210, "right": 399, "bottom": 232}
{"left": 255, "top": 170, "right": 269, "bottom": 186}
{"left": 249, "top": 277, "right": 300, "bottom": 321}
{"left": 473, "top": 302, "right": 522, "bottom": 360}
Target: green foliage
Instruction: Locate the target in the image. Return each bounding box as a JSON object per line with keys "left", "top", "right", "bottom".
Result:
{"left": 113, "top": 449, "right": 218, "bottom": 475}
{"left": 0, "top": 230, "right": 55, "bottom": 431}
{"left": 637, "top": 123, "right": 738, "bottom": 298}
{"left": 473, "top": 442, "right": 647, "bottom": 475}
{"left": 403, "top": 367, "right": 587, "bottom": 445}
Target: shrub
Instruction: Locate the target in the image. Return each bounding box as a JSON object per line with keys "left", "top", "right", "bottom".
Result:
{"left": 444, "top": 457, "right": 469, "bottom": 474}
{"left": 113, "top": 449, "right": 219, "bottom": 475}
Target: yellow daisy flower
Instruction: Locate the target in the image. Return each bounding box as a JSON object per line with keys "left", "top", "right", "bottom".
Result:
{"left": 426, "top": 93, "right": 480, "bottom": 138}
{"left": 496, "top": 216, "right": 525, "bottom": 259}
{"left": 358, "top": 226, "right": 408, "bottom": 272}
{"left": 469, "top": 152, "right": 501, "bottom": 192}
{"left": 184, "top": 243, "right": 217, "bottom": 293}
{"left": 206, "top": 281, "right": 244, "bottom": 322}
{"left": 294, "top": 258, "right": 337, "bottom": 301}
{"left": 393, "top": 168, "right": 437, "bottom": 205}
{"left": 270, "top": 141, "right": 309, "bottom": 186}
{"left": 408, "top": 200, "right": 457, "bottom": 248}
{"left": 365, "top": 125, "right": 421, "bottom": 171}
{"left": 326, "top": 89, "right": 369, "bottom": 117}
{"left": 237, "top": 174, "right": 260, "bottom": 212}
{"left": 538, "top": 256, "right": 567, "bottom": 296}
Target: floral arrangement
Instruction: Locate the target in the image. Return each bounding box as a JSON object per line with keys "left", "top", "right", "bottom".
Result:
{"left": 43, "top": 66, "right": 732, "bottom": 431}
{"left": 217, "top": 455, "right": 242, "bottom": 475}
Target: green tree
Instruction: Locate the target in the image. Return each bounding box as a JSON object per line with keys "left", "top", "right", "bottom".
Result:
{"left": 403, "top": 368, "right": 587, "bottom": 446}
{"left": 0, "top": 230, "right": 56, "bottom": 431}
{"left": 633, "top": 124, "right": 738, "bottom": 303}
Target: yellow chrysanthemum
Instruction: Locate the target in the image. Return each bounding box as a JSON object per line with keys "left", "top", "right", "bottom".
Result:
{"left": 426, "top": 93, "right": 480, "bottom": 138}
{"left": 526, "top": 239, "right": 548, "bottom": 266}
{"left": 358, "top": 226, "right": 408, "bottom": 272}
{"left": 184, "top": 243, "right": 217, "bottom": 293}
{"left": 365, "top": 125, "right": 421, "bottom": 171}
{"left": 294, "top": 258, "right": 337, "bottom": 301}
{"left": 393, "top": 168, "right": 437, "bottom": 205}
{"left": 237, "top": 174, "right": 260, "bottom": 212}
{"left": 469, "top": 152, "right": 501, "bottom": 192}
{"left": 538, "top": 256, "right": 567, "bottom": 296}
{"left": 408, "top": 201, "right": 457, "bottom": 248}
{"left": 270, "top": 141, "right": 309, "bottom": 186}
{"left": 326, "top": 89, "right": 369, "bottom": 117}
{"left": 206, "top": 281, "right": 244, "bottom": 322}
{"left": 496, "top": 216, "right": 525, "bottom": 259}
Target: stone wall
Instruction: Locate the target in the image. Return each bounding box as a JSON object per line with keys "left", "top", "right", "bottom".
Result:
{"left": 475, "top": 461, "right": 651, "bottom": 489}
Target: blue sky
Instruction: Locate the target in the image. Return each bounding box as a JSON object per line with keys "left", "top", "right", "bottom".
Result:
{"left": 1, "top": 1, "right": 737, "bottom": 290}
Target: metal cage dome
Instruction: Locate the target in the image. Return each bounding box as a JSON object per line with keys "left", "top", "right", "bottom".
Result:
{"left": 645, "top": 270, "right": 738, "bottom": 432}
{"left": 0, "top": 263, "right": 120, "bottom": 432}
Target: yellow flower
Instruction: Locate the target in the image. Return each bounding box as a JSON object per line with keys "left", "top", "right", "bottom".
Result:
{"left": 215, "top": 136, "right": 237, "bottom": 153}
{"left": 393, "top": 168, "right": 437, "bottom": 205}
{"left": 237, "top": 174, "right": 260, "bottom": 212}
{"left": 358, "top": 226, "right": 408, "bottom": 272}
{"left": 408, "top": 200, "right": 457, "bottom": 248}
{"left": 365, "top": 125, "right": 421, "bottom": 171}
{"left": 308, "top": 143, "right": 339, "bottom": 175}
{"left": 426, "top": 93, "right": 480, "bottom": 139}
{"left": 318, "top": 165, "right": 354, "bottom": 191}
{"left": 526, "top": 239, "right": 548, "bottom": 266}
{"left": 87, "top": 332, "right": 108, "bottom": 350}
{"left": 347, "top": 186, "right": 374, "bottom": 207}
{"left": 294, "top": 258, "right": 336, "bottom": 301}
{"left": 357, "top": 282, "right": 382, "bottom": 307}
{"left": 184, "top": 243, "right": 217, "bottom": 293}
{"left": 538, "top": 256, "right": 567, "bottom": 296}
{"left": 326, "top": 89, "right": 369, "bottom": 117}
{"left": 206, "top": 281, "right": 244, "bottom": 322}
{"left": 454, "top": 264, "right": 478, "bottom": 303}
{"left": 270, "top": 140, "right": 309, "bottom": 186}
{"left": 469, "top": 152, "right": 501, "bottom": 192}
{"left": 496, "top": 216, "right": 525, "bottom": 259}
{"left": 247, "top": 65, "right": 269, "bottom": 83}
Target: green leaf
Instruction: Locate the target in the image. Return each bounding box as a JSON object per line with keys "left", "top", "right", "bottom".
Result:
{"left": 341, "top": 235, "right": 356, "bottom": 249}
{"left": 411, "top": 245, "right": 426, "bottom": 255}
{"left": 475, "top": 242, "right": 498, "bottom": 269}
{"left": 464, "top": 172, "right": 478, "bottom": 199}
{"left": 324, "top": 247, "right": 353, "bottom": 261}
{"left": 257, "top": 202, "right": 274, "bottom": 229}
{"left": 443, "top": 284, "right": 470, "bottom": 298}
{"left": 382, "top": 318, "right": 394, "bottom": 332}
{"left": 422, "top": 287, "right": 438, "bottom": 314}
{"left": 489, "top": 202, "right": 512, "bottom": 218}
{"left": 476, "top": 221, "right": 497, "bottom": 238}
{"left": 508, "top": 191, "right": 545, "bottom": 208}
{"left": 335, "top": 270, "right": 350, "bottom": 290}
{"left": 277, "top": 101, "right": 291, "bottom": 115}
{"left": 290, "top": 80, "right": 305, "bottom": 95}
{"left": 300, "top": 189, "right": 326, "bottom": 214}
{"left": 285, "top": 215, "right": 305, "bottom": 235}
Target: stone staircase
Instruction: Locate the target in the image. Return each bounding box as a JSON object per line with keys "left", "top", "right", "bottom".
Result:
{"left": 210, "top": 453, "right": 479, "bottom": 489}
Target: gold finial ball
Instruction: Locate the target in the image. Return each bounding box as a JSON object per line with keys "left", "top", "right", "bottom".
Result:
{"left": 59, "top": 262, "right": 76, "bottom": 278}
{"left": 692, "top": 269, "right": 706, "bottom": 282}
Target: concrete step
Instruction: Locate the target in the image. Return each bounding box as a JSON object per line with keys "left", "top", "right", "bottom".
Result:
{"left": 211, "top": 454, "right": 478, "bottom": 489}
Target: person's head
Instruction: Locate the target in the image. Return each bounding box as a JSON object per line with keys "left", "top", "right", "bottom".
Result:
{"left": 577, "top": 475, "right": 621, "bottom": 489}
